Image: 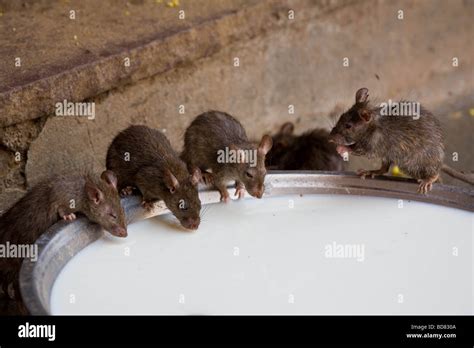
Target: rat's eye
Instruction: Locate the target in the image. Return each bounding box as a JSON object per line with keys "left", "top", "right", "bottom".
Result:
{"left": 246, "top": 171, "right": 254, "bottom": 179}
{"left": 109, "top": 213, "right": 117, "bottom": 220}
{"left": 345, "top": 123, "right": 353, "bottom": 129}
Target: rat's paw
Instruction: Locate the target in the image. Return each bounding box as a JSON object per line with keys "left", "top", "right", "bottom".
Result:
{"left": 1, "top": 283, "right": 12, "bottom": 300}
{"left": 220, "top": 191, "right": 230, "bottom": 203}
{"left": 235, "top": 186, "right": 246, "bottom": 199}
{"left": 417, "top": 175, "right": 438, "bottom": 194}
{"left": 417, "top": 182, "right": 431, "bottom": 194}
{"left": 141, "top": 200, "right": 155, "bottom": 211}
{"left": 121, "top": 186, "right": 135, "bottom": 196}
{"left": 62, "top": 213, "right": 76, "bottom": 221}
{"left": 417, "top": 180, "right": 433, "bottom": 194}
{"left": 6, "top": 283, "right": 15, "bottom": 300}
{"left": 357, "top": 169, "right": 384, "bottom": 179}
{"left": 202, "top": 172, "right": 214, "bottom": 186}
{"left": 357, "top": 169, "right": 373, "bottom": 179}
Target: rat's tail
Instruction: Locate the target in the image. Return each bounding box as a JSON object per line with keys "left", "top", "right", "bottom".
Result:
{"left": 441, "top": 165, "right": 474, "bottom": 185}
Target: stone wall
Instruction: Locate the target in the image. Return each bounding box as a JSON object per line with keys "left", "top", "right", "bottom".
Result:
{"left": 1, "top": 0, "right": 473, "bottom": 212}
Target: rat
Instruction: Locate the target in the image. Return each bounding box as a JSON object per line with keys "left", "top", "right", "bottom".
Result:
{"left": 0, "top": 170, "right": 127, "bottom": 302}
{"left": 329, "top": 87, "right": 474, "bottom": 193}
{"left": 181, "top": 110, "right": 273, "bottom": 202}
{"left": 106, "top": 125, "right": 202, "bottom": 230}
{"left": 266, "top": 121, "right": 345, "bottom": 171}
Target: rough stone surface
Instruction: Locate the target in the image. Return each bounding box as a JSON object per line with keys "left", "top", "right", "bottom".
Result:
{"left": 0, "top": 117, "right": 46, "bottom": 152}
{"left": 0, "top": 0, "right": 343, "bottom": 127}
{"left": 1, "top": 0, "right": 473, "bottom": 211}
{"left": 0, "top": 116, "right": 47, "bottom": 212}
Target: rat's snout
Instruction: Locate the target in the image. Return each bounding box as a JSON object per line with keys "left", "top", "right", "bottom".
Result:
{"left": 249, "top": 187, "right": 264, "bottom": 199}
{"left": 182, "top": 216, "right": 200, "bottom": 230}
{"left": 328, "top": 133, "right": 343, "bottom": 145}
{"left": 328, "top": 134, "right": 346, "bottom": 145}
{"left": 111, "top": 225, "right": 128, "bottom": 238}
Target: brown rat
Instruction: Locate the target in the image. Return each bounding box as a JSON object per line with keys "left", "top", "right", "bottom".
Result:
{"left": 329, "top": 87, "right": 474, "bottom": 193}
{"left": 106, "top": 125, "right": 202, "bottom": 230}
{"left": 0, "top": 170, "right": 127, "bottom": 302}
{"left": 266, "top": 122, "right": 345, "bottom": 171}
{"left": 181, "top": 110, "right": 273, "bottom": 202}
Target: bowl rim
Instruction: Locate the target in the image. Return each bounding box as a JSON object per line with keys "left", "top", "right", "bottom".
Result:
{"left": 19, "top": 171, "right": 474, "bottom": 315}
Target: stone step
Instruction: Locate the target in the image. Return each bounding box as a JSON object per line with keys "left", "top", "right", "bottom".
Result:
{"left": 0, "top": 0, "right": 342, "bottom": 128}
{"left": 0, "top": 0, "right": 473, "bottom": 212}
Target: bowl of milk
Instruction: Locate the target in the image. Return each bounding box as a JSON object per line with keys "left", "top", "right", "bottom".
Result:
{"left": 20, "top": 172, "right": 474, "bottom": 315}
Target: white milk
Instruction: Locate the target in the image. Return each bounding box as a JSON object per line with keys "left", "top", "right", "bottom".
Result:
{"left": 50, "top": 194, "right": 473, "bottom": 315}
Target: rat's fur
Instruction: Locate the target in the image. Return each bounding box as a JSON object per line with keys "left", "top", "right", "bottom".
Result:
{"left": 266, "top": 122, "right": 344, "bottom": 171}
{"left": 181, "top": 111, "right": 272, "bottom": 202}
{"left": 106, "top": 125, "right": 201, "bottom": 230}
{"left": 329, "top": 88, "right": 446, "bottom": 193}
{"left": 0, "top": 171, "right": 126, "bottom": 302}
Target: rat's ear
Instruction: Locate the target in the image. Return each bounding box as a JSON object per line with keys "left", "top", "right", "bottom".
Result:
{"left": 258, "top": 135, "right": 273, "bottom": 155}
{"left": 101, "top": 170, "right": 118, "bottom": 190}
{"left": 355, "top": 88, "right": 369, "bottom": 104}
{"left": 190, "top": 167, "right": 201, "bottom": 186}
{"left": 280, "top": 122, "right": 294, "bottom": 135}
{"left": 359, "top": 109, "right": 372, "bottom": 122}
{"left": 229, "top": 144, "right": 240, "bottom": 152}
{"left": 85, "top": 182, "right": 104, "bottom": 205}
{"left": 163, "top": 169, "right": 179, "bottom": 193}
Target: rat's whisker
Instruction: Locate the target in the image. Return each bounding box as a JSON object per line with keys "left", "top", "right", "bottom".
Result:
{"left": 200, "top": 205, "right": 211, "bottom": 219}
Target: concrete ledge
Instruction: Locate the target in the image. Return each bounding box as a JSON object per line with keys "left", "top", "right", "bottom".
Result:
{"left": 0, "top": 0, "right": 348, "bottom": 127}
